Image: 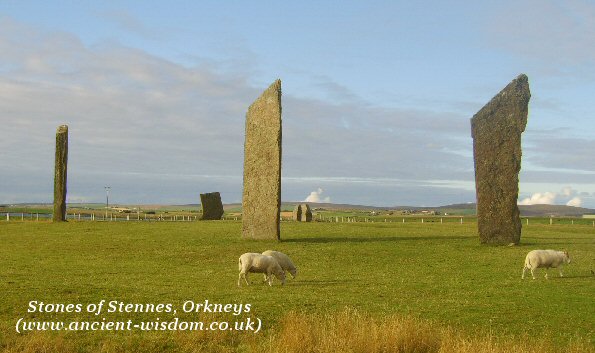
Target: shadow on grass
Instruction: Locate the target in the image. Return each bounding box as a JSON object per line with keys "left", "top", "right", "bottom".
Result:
{"left": 283, "top": 236, "right": 470, "bottom": 243}
{"left": 518, "top": 241, "right": 589, "bottom": 247}
{"left": 286, "top": 279, "right": 355, "bottom": 286}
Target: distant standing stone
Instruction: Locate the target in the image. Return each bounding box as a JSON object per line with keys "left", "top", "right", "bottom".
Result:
{"left": 292, "top": 203, "right": 313, "bottom": 222}
{"left": 242, "top": 80, "right": 282, "bottom": 240}
{"left": 300, "top": 203, "right": 312, "bottom": 222}
{"left": 292, "top": 204, "right": 302, "bottom": 221}
{"left": 471, "top": 74, "right": 530, "bottom": 245}
{"left": 53, "top": 125, "right": 68, "bottom": 222}
{"left": 200, "top": 192, "right": 224, "bottom": 220}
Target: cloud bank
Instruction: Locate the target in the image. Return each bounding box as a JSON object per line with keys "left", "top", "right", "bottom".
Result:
{"left": 304, "top": 188, "right": 330, "bottom": 203}
{"left": 1, "top": 16, "right": 594, "bottom": 207}
{"left": 518, "top": 187, "right": 584, "bottom": 207}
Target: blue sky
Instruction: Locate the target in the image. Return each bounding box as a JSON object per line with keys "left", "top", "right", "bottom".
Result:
{"left": 1, "top": 1, "right": 594, "bottom": 207}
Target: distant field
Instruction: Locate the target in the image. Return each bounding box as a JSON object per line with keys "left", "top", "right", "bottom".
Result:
{"left": 0, "top": 220, "right": 593, "bottom": 352}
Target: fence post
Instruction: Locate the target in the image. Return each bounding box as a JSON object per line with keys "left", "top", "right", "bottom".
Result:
{"left": 36, "top": 213, "right": 39, "bottom": 221}
{"left": 421, "top": 218, "right": 424, "bottom": 224}
{"left": 550, "top": 218, "right": 553, "bottom": 225}
{"left": 21, "top": 213, "right": 24, "bottom": 221}
{"left": 460, "top": 217, "right": 463, "bottom": 224}
{"left": 6, "top": 213, "right": 9, "bottom": 222}
{"left": 526, "top": 218, "right": 529, "bottom": 225}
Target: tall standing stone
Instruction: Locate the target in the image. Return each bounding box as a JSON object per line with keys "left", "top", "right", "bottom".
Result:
{"left": 471, "top": 74, "right": 530, "bottom": 245}
{"left": 200, "top": 192, "right": 224, "bottom": 220}
{"left": 292, "top": 203, "right": 312, "bottom": 222}
{"left": 53, "top": 125, "right": 68, "bottom": 222}
{"left": 299, "top": 203, "right": 312, "bottom": 222}
{"left": 242, "top": 80, "right": 282, "bottom": 240}
{"left": 292, "top": 204, "right": 302, "bottom": 221}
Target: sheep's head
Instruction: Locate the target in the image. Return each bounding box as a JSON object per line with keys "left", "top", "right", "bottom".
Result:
{"left": 563, "top": 250, "right": 571, "bottom": 264}
{"left": 274, "top": 267, "right": 286, "bottom": 285}
{"left": 289, "top": 267, "right": 298, "bottom": 279}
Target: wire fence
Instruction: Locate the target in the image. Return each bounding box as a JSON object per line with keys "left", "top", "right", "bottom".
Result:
{"left": 2, "top": 212, "right": 595, "bottom": 227}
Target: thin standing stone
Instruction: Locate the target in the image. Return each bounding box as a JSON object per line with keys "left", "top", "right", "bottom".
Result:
{"left": 471, "top": 74, "right": 530, "bottom": 245}
{"left": 53, "top": 125, "right": 68, "bottom": 222}
{"left": 242, "top": 80, "right": 282, "bottom": 240}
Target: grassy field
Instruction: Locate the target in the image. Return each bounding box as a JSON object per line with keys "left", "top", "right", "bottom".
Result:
{"left": 0, "top": 220, "right": 593, "bottom": 352}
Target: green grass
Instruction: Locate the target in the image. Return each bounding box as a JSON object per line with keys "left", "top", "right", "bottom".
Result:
{"left": 0, "top": 220, "right": 593, "bottom": 351}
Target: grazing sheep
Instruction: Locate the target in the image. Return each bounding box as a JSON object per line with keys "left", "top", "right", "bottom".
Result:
{"left": 262, "top": 250, "right": 298, "bottom": 280}
{"left": 238, "top": 253, "right": 285, "bottom": 287}
{"left": 522, "top": 250, "right": 571, "bottom": 280}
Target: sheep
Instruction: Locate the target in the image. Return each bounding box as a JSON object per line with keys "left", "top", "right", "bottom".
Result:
{"left": 522, "top": 250, "right": 571, "bottom": 280}
{"left": 262, "top": 250, "right": 298, "bottom": 280}
{"left": 238, "top": 253, "right": 285, "bottom": 287}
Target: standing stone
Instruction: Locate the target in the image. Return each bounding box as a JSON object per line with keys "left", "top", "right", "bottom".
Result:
{"left": 242, "top": 80, "right": 282, "bottom": 240}
{"left": 53, "top": 125, "right": 68, "bottom": 222}
{"left": 292, "top": 203, "right": 313, "bottom": 222}
{"left": 292, "top": 204, "right": 302, "bottom": 221}
{"left": 471, "top": 74, "right": 530, "bottom": 245}
{"left": 200, "top": 192, "right": 224, "bottom": 220}
{"left": 299, "top": 203, "right": 312, "bottom": 222}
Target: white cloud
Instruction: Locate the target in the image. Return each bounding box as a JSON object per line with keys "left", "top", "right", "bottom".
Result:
{"left": 518, "top": 192, "right": 557, "bottom": 205}
{"left": 519, "top": 187, "right": 584, "bottom": 207}
{"left": 304, "top": 188, "right": 330, "bottom": 203}
{"left": 566, "top": 197, "right": 582, "bottom": 207}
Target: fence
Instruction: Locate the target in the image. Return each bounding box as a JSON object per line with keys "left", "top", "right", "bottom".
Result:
{"left": 2, "top": 212, "right": 595, "bottom": 227}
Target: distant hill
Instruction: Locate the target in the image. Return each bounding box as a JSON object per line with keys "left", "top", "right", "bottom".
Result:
{"left": 4, "top": 202, "right": 594, "bottom": 217}
{"left": 517, "top": 204, "right": 595, "bottom": 217}
{"left": 278, "top": 202, "right": 595, "bottom": 217}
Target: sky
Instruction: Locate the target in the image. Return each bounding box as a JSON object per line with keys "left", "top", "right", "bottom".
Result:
{"left": 1, "top": 1, "right": 594, "bottom": 208}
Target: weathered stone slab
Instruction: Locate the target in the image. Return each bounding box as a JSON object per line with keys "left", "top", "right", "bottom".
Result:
{"left": 242, "top": 80, "right": 282, "bottom": 240}
{"left": 53, "top": 125, "right": 68, "bottom": 222}
{"left": 292, "top": 203, "right": 312, "bottom": 222}
{"left": 300, "top": 203, "right": 312, "bottom": 222}
{"left": 471, "top": 74, "right": 530, "bottom": 245}
{"left": 292, "top": 204, "right": 302, "bottom": 221}
{"left": 200, "top": 192, "right": 224, "bottom": 220}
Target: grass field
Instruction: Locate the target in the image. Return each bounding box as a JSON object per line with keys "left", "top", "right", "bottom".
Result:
{"left": 0, "top": 220, "right": 593, "bottom": 352}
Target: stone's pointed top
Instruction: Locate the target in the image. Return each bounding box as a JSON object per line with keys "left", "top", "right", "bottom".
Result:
{"left": 515, "top": 73, "right": 528, "bottom": 82}
{"left": 471, "top": 74, "right": 531, "bottom": 128}
{"left": 266, "top": 79, "right": 281, "bottom": 93}
{"left": 57, "top": 125, "right": 68, "bottom": 133}
{"left": 505, "top": 73, "right": 530, "bottom": 92}
{"left": 248, "top": 79, "right": 282, "bottom": 114}
{"left": 508, "top": 73, "right": 530, "bottom": 94}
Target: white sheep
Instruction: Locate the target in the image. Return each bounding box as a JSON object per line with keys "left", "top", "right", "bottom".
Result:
{"left": 238, "top": 253, "right": 286, "bottom": 287}
{"left": 262, "top": 250, "right": 298, "bottom": 280}
{"left": 522, "top": 250, "right": 571, "bottom": 280}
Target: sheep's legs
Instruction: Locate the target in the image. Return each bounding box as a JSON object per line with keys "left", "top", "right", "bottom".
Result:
{"left": 558, "top": 267, "right": 564, "bottom": 277}
{"left": 522, "top": 266, "right": 527, "bottom": 279}
{"left": 238, "top": 272, "right": 250, "bottom": 286}
{"left": 544, "top": 269, "right": 549, "bottom": 280}
{"left": 266, "top": 272, "right": 273, "bottom": 286}
{"left": 530, "top": 268, "right": 536, "bottom": 280}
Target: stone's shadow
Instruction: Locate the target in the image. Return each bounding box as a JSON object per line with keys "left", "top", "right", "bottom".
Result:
{"left": 525, "top": 237, "right": 591, "bottom": 241}
{"left": 553, "top": 275, "right": 595, "bottom": 279}
{"left": 283, "top": 236, "right": 469, "bottom": 243}
{"left": 284, "top": 279, "right": 354, "bottom": 286}
{"left": 518, "top": 241, "right": 589, "bottom": 247}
